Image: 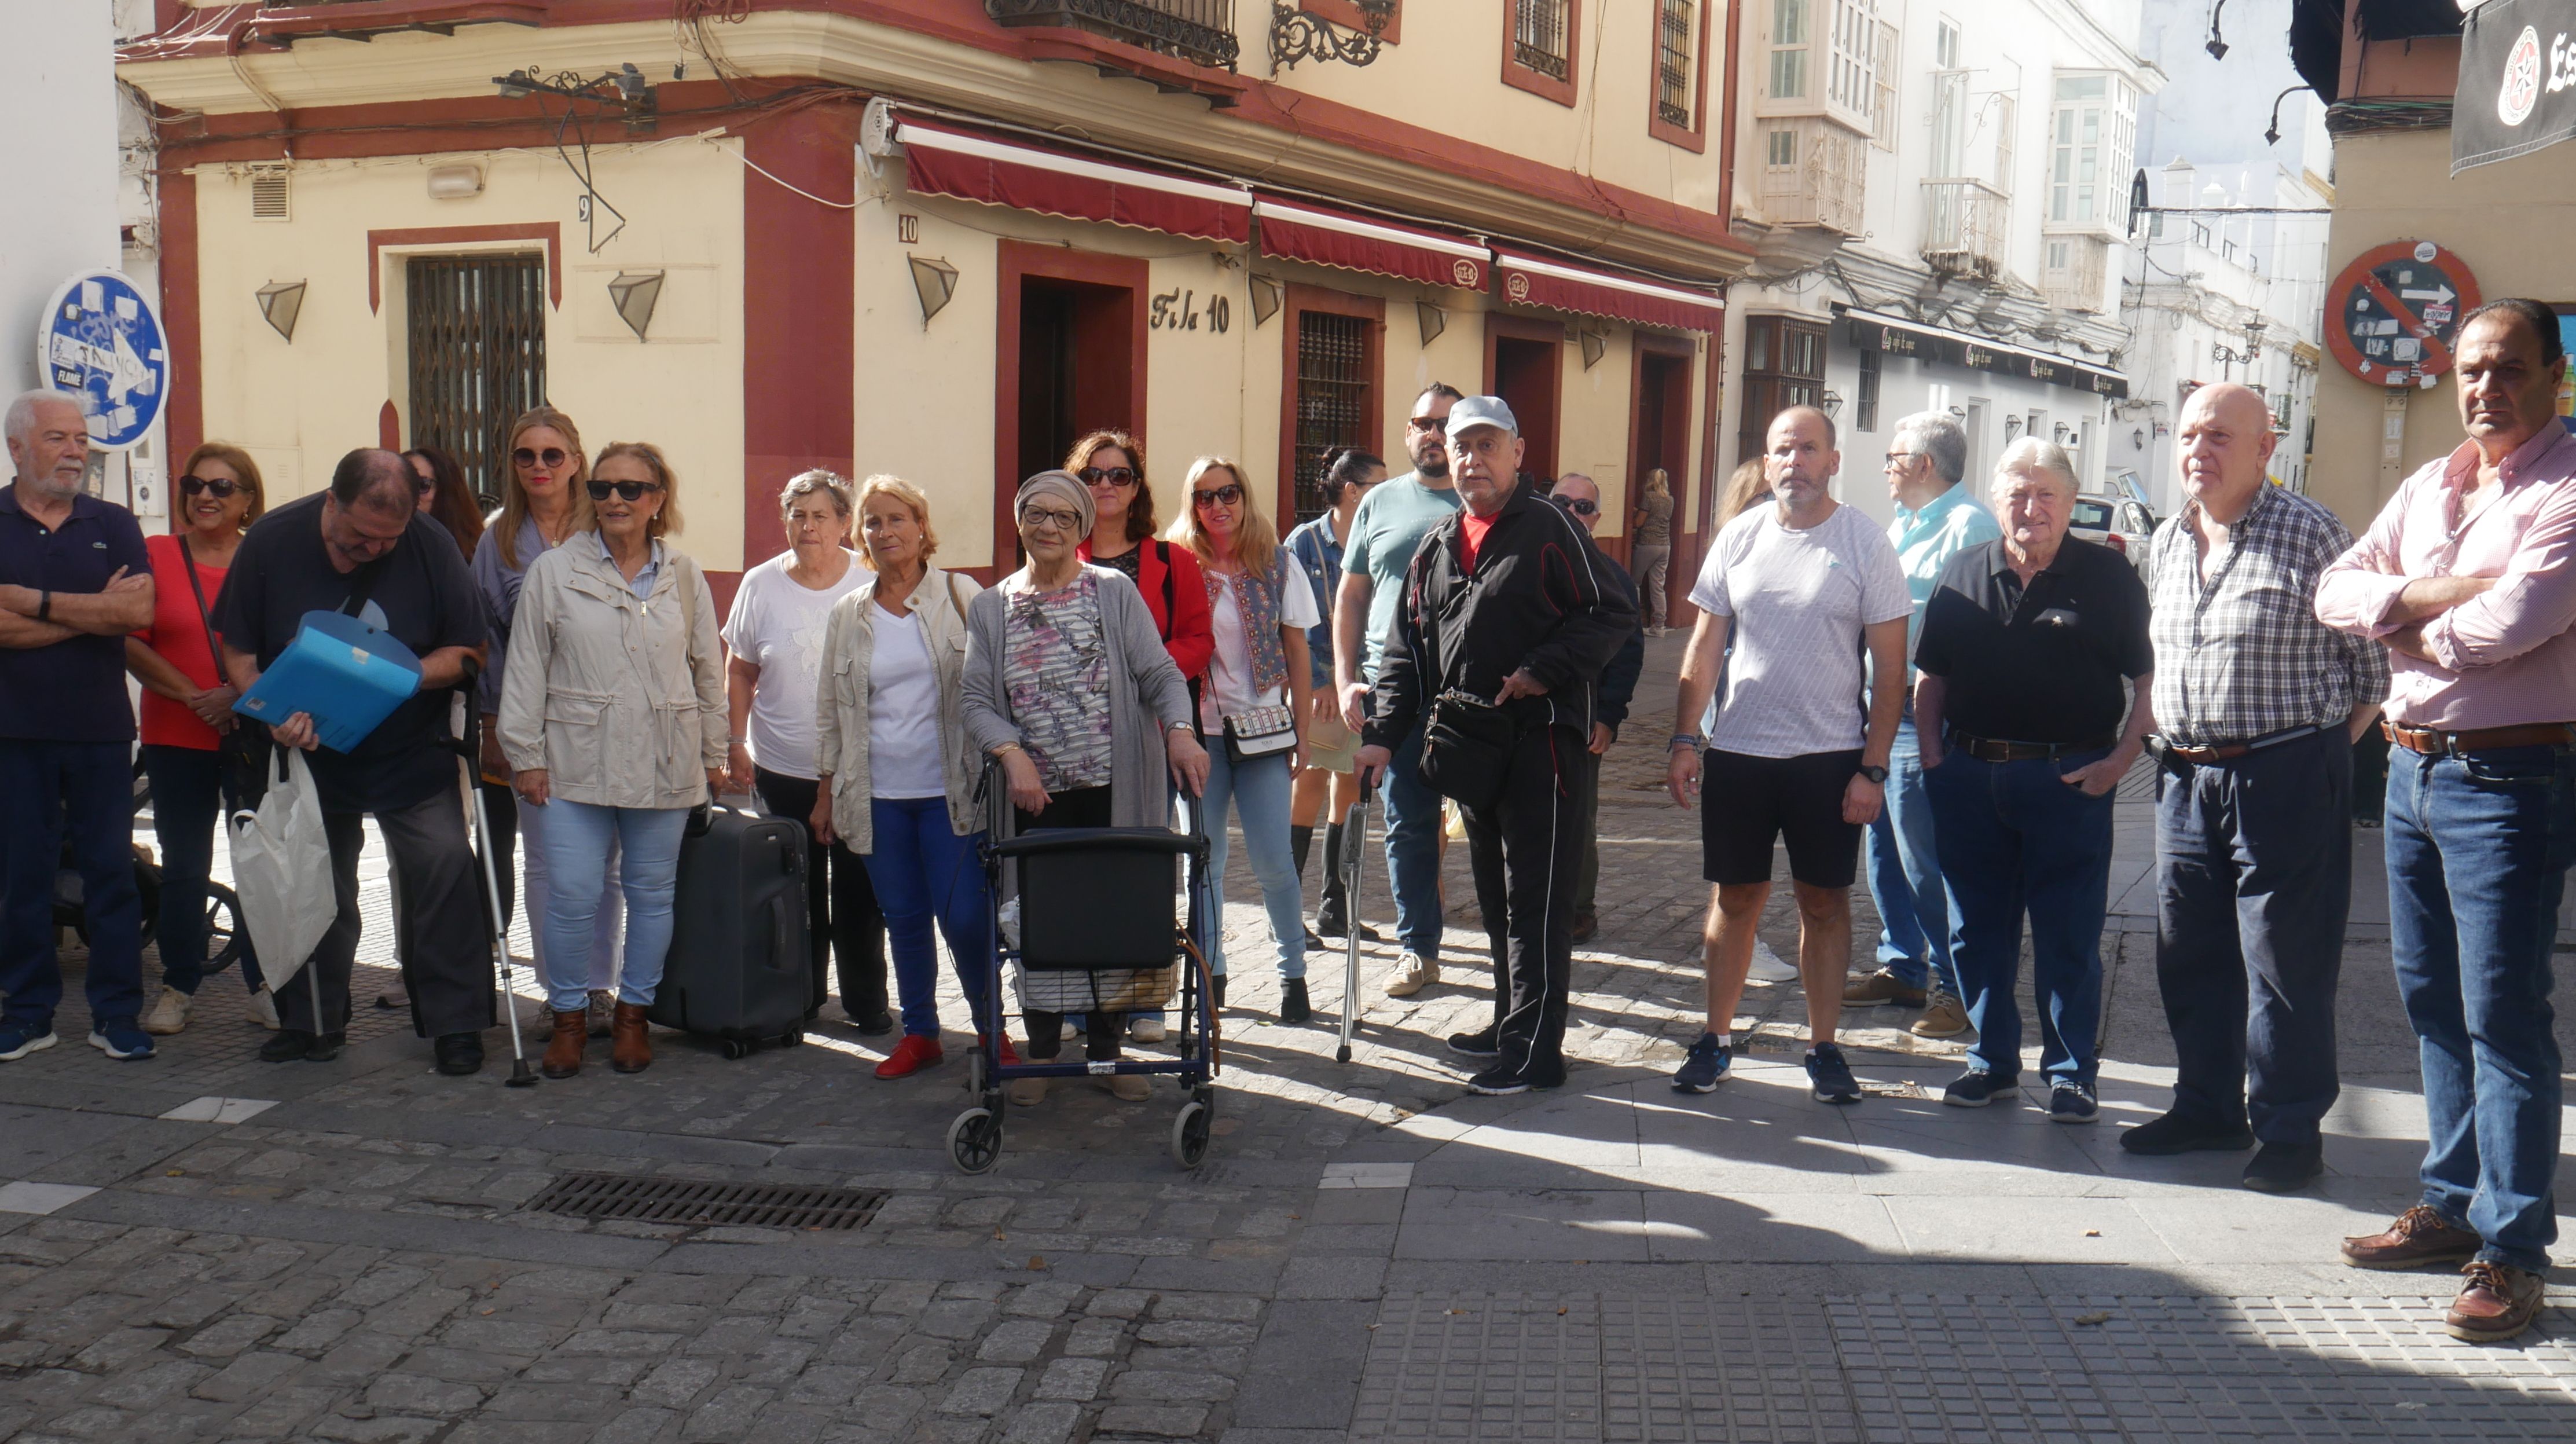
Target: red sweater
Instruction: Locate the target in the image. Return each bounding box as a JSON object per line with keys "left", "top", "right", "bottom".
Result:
{"left": 1080, "top": 537, "right": 1214, "bottom": 681}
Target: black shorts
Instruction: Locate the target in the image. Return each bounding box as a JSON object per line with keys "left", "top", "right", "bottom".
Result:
{"left": 1700, "top": 747, "right": 1865, "bottom": 889}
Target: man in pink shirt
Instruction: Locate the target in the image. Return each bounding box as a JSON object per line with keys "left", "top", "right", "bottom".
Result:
{"left": 2316, "top": 299, "right": 2576, "bottom": 1344}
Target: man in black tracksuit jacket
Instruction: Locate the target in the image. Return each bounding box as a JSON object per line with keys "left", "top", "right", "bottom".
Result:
{"left": 1357, "top": 395, "right": 1639, "bottom": 1094}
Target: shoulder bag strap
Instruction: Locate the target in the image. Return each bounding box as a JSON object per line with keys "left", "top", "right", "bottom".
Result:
{"left": 175, "top": 533, "right": 226, "bottom": 669}
{"left": 340, "top": 552, "right": 391, "bottom": 621}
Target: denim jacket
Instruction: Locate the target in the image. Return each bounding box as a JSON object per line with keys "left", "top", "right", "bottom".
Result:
{"left": 1283, "top": 514, "right": 1342, "bottom": 690}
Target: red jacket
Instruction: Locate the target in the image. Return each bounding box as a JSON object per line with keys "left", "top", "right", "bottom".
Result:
{"left": 1080, "top": 537, "right": 1214, "bottom": 681}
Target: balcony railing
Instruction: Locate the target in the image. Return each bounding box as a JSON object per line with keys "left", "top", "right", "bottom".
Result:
{"left": 988, "top": 0, "right": 1240, "bottom": 72}
{"left": 1757, "top": 118, "right": 1865, "bottom": 236}
{"left": 1921, "top": 178, "right": 2009, "bottom": 280}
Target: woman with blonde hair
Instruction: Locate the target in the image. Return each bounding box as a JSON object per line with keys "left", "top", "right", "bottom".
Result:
{"left": 500, "top": 441, "right": 726, "bottom": 1077}
{"left": 1629, "top": 467, "right": 1676, "bottom": 635}
{"left": 1168, "top": 457, "right": 1319, "bottom": 1021}
{"left": 1719, "top": 457, "right": 1771, "bottom": 527}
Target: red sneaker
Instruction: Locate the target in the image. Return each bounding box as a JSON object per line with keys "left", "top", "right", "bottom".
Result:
{"left": 874, "top": 1033, "right": 944, "bottom": 1079}
{"left": 980, "top": 1033, "right": 1023, "bottom": 1069}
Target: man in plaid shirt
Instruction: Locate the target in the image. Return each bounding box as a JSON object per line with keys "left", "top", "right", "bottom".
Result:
{"left": 2131, "top": 382, "right": 2388, "bottom": 1196}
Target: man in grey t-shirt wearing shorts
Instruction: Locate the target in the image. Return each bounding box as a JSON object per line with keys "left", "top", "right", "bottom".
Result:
{"left": 1664, "top": 406, "right": 1910, "bottom": 1105}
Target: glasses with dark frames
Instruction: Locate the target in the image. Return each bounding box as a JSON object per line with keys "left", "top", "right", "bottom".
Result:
{"left": 1407, "top": 416, "right": 1449, "bottom": 434}
{"left": 586, "top": 479, "right": 663, "bottom": 503}
{"left": 1551, "top": 494, "right": 1599, "bottom": 518}
{"left": 513, "top": 446, "right": 569, "bottom": 470}
{"left": 1021, "top": 505, "right": 1083, "bottom": 532}
{"left": 179, "top": 475, "right": 243, "bottom": 499}
{"left": 1191, "top": 483, "right": 1245, "bottom": 508}
{"left": 1078, "top": 466, "right": 1139, "bottom": 488}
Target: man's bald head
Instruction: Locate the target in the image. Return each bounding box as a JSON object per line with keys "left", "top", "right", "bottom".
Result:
{"left": 2176, "top": 382, "right": 2278, "bottom": 522}
{"left": 1769, "top": 405, "right": 1837, "bottom": 452}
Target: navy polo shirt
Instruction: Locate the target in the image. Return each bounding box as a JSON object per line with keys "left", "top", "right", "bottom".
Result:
{"left": 0, "top": 485, "right": 151, "bottom": 743}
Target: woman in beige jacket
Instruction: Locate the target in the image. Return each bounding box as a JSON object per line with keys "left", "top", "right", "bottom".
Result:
{"left": 812, "top": 476, "right": 1001, "bottom": 1080}
{"left": 498, "top": 441, "right": 727, "bottom": 1077}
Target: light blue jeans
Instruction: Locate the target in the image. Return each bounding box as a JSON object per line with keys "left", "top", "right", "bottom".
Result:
{"left": 1201, "top": 747, "right": 1307, "bottom": 979}
{"left": 515, "top": 787, "right": 623, "bottom": 989}
{"left": 532, "top": 800, "right": 689, "bottom": 1013}
{"left": 1865, "top": 719, "right": 1961, "bottom": 998}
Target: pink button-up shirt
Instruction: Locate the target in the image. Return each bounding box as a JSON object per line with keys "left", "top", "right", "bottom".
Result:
{"left": 2315, "top": 424, "right": 2576, "bottom": 730}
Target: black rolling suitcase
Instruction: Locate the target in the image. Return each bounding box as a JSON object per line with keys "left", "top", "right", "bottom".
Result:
{"left": 649, "top": 802, "right": 812, "bottom": 1058}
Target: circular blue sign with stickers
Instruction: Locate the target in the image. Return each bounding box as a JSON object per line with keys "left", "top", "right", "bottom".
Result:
{"left": 38, "top": 269, "right": 168, "bottom": 452}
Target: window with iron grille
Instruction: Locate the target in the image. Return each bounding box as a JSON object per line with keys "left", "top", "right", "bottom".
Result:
{"left": 1656, "top": 0, "right": 1697, "bottom": 128}
{"left": 1514, "top": 0, "right": 1570, "bottom": 80}
{"left": 1855, "top": 346, "right": 1881, "bottom": 433}
{"left": 1293, "top": 310, "right": 1371, "bottom": 523}
{"left": 407, "top": 254, "right": 547, "bottom": 506}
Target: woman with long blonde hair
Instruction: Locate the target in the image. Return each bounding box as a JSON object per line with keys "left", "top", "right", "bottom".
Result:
{"left": 1629, "top": 466, "right": 1675, "bottom": 635}
{"left": 1167, "top": 457, "right": 1319, "bottom": 1021}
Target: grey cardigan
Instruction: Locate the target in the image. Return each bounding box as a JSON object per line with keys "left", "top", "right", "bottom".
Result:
{"left": 960, "top": 565, "right": 1192, "bottom": 827}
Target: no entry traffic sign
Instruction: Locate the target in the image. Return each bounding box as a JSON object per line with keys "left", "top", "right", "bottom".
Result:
{"left": 2325, "top": 240, "right": 2483, "bottom": 390}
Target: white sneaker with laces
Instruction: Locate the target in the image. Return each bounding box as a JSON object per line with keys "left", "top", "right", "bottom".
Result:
{"left": 247, "top": 987, "right": 281, "bottom": 1031}
{"left": 142, "top": 985, "right": 192, "bottom": 1036}
{"left": 1745, "top": 941, "right": 1799, "bottom": 984}
{"left": 1385, "top": 951, "right": 1440, "bottom": 998}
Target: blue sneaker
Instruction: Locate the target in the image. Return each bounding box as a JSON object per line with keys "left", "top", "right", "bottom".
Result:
{"left": 89, "top": 1020, "right": 155, "bottom": 1061}
{"left": 1806, "top": 1043, "right": 1862, "bottom": 1105}
{"left": 0, "top": 1023, "right": 58, "bottom": 1061}
{"left": 1671, "top": 1031, "right": 1730, "bottom": 1093}
{"left": 2047, "top": 1083, "right": 2098, "bottom": 1124}
{"left": 1942, "top": 1069, "right": 2018, "bottom": 1108}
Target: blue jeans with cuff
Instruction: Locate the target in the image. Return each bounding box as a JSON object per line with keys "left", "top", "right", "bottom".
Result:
{"left": 532, "top": 800, "right": 689, "bottom": 1013}
{"left": 1865, "top": 718, "right": 1959, "bottom": 997}
{"left": 860, "top": 795, "right": 993, "bottom": 1038}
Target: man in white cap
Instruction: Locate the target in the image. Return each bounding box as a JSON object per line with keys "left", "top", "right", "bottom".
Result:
{"left": 1357, "top": 397, "right": 1637, "bottom": 1094}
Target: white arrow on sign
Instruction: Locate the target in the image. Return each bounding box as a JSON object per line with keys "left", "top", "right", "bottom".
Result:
{"left": 2400, "top": 285, "right": 2456, "bottom": 305}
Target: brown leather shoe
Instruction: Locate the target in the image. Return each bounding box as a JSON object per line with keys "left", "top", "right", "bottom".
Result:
{"left": 540, "top": 1009, "right": 586, "bottom": 1079}
{"left": 2445, "top": 1260, "right": 2548, "bottom": 1343}
{"left": 2341, "top": 1205, "right": 2480, "bottom": 1271}
{"left": 1841, "top": 967, "right": 1927, "bottom": 1008}
{"left": 610, "top": 1002, "right": 653, "bottom": 1074}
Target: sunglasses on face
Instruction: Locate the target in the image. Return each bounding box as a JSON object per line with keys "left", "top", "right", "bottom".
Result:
{"left": 1078, "top": 466, "right": 1139, "bottom": 489}
{"left": 1552, "top": 495, "right": 1599, "bottom": 518}
{"left": 1021, "top": 505, "right": 1083, "bottom": 532}
{"left": 1192, "top": 483, "right": 1245, "bottom": 509}
{"left": 179, "top": 475, "right": 243, "bottom": 499}
{"left": 513, "top": 447, "right": 569, "bottom": 470}
{"left": 586, "top": 479, "right": 663, "bottom": 502}
{"left": 1407, "top": 416, "right": 1448, "bottom": 434}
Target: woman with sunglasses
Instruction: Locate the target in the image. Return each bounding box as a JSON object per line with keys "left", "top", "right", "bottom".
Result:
{"left": 471, "top": 406, "right": 625, "bottom": 1036}
{"left": 1170, "top": 457, "right": 1319, "bottom": 1021}
{"left": 405, "top": 445, "right": 485, "bottom": 560}
{"left": 962, "top": 471, "right": 1210, "bottom": 1105}
{"left": 500, "top": 442, "right": 726, "bottom": 1076}
{"left": 126, "top": 443, "right": 274, "bottom": 1035}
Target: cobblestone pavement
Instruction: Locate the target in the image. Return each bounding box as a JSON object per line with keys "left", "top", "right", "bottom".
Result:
{"left": 2, "top": 634, "right": 2571, "bottom": 1442}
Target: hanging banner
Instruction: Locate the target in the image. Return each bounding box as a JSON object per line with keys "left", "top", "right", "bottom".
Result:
{"left": 2454, "top": 0, "right": 2576, "bottom": 173}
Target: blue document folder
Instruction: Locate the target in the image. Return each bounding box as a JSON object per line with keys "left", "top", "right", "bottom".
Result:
{"left": 234, "top": 610, "right": 423, "bottom": 752}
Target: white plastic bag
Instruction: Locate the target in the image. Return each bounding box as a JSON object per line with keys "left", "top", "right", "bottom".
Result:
{"left": 228, "top": 747, "right": 336, "bottom": 989}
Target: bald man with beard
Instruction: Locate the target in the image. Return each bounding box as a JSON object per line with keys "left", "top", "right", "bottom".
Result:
{"left": 2130, "top": 382, "right": 2386, "bottom": 1194}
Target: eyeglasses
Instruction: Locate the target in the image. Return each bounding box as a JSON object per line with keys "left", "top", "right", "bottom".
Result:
{"left": 586, "top": 479, "right": 663, "bottom": 502}
{"left": 179, "top": 475, "right": 243, "bottom": 499}
{"left": 1551, "top": 495, "right": 1599, "bottom": 518}
{"left": 1021, "top": 505, "right": 1083, "bottom": 532}
{"left": 1407, "top": 416, "right": 1449, "bottom": 434}
{"left": 1191, "top": 483, "right": 1245, "bottom": 509}
{"left": 513, "top": 446, "right": 569, "bottom": 470}
{"left": 1883, "top": 450, "right": 1924, "bottom": 468}
{"left": 1078, "top": 466, "right": 1139, "bottom": 489}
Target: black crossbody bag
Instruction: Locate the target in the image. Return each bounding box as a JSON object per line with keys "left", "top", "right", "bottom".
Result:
{"left": 175, "top": 533, "right": 273, "bottom": 800}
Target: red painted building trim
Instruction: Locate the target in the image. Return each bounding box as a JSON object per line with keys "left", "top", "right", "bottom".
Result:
{"left": 1275, "top": 283, "right": 1387, "bottom": 526}
{"left": 740, "top": 105, "right": 861, "bottom": 571}
{"left": 1717, "top": 0, "right": 1742, "bottom": 230}
{"left": 1645, "top": 0, "right": 1713, "bottom": 154}
{"left": 1500, "top": 0, "right": 1582, "bottom": 109}
{"left": 379, "top": 400, "right": 402, "bottom": 449}
{"left": 367, "top": 223, "right": 562, "bottom": 312}
{"left": 159, "top": 166, "right": 203, "bottom": 473}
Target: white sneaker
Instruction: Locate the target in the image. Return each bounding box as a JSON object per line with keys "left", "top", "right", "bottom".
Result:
{"left": 142, "top": 985, "right": 192, "bottom": 1036}
{"left": 1745, "top": 941, "right": 1799, "bottom": 984}
{"left": 1129, "top": 1016, "right": 1167, "bottom": 1043}
{"left": 247, "top": 987, "right": 281, "bottom": 1031}
{"left": 1385, "top": 951, "right": 1440, "bottom": 998}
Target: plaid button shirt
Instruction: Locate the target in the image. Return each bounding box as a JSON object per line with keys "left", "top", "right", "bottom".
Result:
{"left": 2145, "top": 482, "right": 2390, "bottom": 746}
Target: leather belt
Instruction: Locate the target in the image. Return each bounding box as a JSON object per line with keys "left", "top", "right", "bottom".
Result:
{"left": 2382, "top": 719, "right": 2576, "bottom": 756}
{"left": 2159, "top": 724, "right": 2321, "bottom": 765}
{"left": 1951, "top": 732, "right": 2119, "bottom": 763}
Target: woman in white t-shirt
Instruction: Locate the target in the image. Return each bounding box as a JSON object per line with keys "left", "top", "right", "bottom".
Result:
{"left": 1169, "top": 457, "right": 1319, "bottom": 1021}
{"left": 812, "top": 477, "right": 1001, "bottom": 1080}
{"left": 722, "top": 471, "right": 887, "bottom": 1032}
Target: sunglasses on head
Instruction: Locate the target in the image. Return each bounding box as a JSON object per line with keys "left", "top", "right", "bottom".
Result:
{"left": 513, "top": 446, "right": 569, "bottom": 470}
{"left": 1192, "top": 483, "right": 1245, "bottom": 509}
{"left": 1078, "top": 466, "right": 1139, "bottom": 488}
{"left": 586, "top": 479, "right": 662, "bottom": 502}
{"left": 179, "top": 475, "right": 243, "bottom": 499}
{"left": 1552, "top": 494, "right": 1599, "bottom": 518}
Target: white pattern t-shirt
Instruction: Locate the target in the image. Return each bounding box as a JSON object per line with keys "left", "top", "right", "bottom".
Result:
{"left": 1690, "top": 501, "right": 1910, "bottom": 758}
{"left": 720, "top": 551, "right": 867, "bottom": 780}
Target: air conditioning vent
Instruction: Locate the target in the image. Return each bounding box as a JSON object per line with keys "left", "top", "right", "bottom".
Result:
{"left": 250, "top": 170, "right": 289, "bottom": 221}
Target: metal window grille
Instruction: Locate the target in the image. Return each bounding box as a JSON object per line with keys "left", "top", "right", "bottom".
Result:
{"left": 406, "top": 254, "right": 547, "bottom": 506}
{"left": 1514, "top": 0, "right": 1570, "bottom": 81}
{"left": 1293, "top": 310, "right": 1370, "bottom": 523}
{"left": 1656, "top": 0, "right": 1697, "bottom": 127}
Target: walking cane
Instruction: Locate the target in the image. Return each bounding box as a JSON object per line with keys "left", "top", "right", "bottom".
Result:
{"left": 1336, "top": 790, "right": 1370, "bottom": 1065}
{"left": 450, "top": 678, "right": 537, "bottom": 1087}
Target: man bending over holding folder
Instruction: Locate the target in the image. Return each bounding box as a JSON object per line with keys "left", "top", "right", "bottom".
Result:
{"left": 218, "top": 448, "right": 491, "bottom": 1073}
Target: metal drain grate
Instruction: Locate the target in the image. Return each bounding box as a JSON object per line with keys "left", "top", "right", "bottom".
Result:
{"left": 526, "top": 1172, "right": 889, "bottom": 1230}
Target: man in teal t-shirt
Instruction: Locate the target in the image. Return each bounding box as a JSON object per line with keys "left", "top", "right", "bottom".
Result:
{"left": 1332, "top": 383, "right": 1461, "bottom": 1000}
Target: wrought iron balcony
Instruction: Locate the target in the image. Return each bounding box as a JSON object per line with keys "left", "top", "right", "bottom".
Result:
{"left": 1921, "top": 177, "right": 2010, "bottom": 281}
{"left": 989, "top": 0, "right": 1240, "bottom": 73}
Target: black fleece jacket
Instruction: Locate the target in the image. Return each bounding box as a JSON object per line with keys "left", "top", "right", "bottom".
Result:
{"left": 1364, "top": 483, "right": 1640, "bottom": 747}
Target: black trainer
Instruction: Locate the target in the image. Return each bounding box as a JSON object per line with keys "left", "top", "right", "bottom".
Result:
{"left": 1806, "top": 1043, "right": 1863, "bottom": 1105}
{"left": 432, "top": 1032, "right": 483, "bottom": 1076}
{"left": 1445, "top": 1024, "right": 1501, "bottom": 1058}
{"left": 2242, "top": 1138, "right": 2324, "bottom": 1193}
{"left": 2119, "top": 1110, "right": 2256, "bottom": 1155}
{"left": 258, "top": 1029, "right": 315, "bottom": 1064}
{"left": 1466, "top": 1063, "right": 1564, "bottom": 1096}
{"left": 1279, "top": 978, "right": 1312, "bottom": 1024}
{"left": 1941, "top": 1069, "right": 2018, "bottom": 1108}
{"left": 304, "top": 1031, "right": 346, "bottom": 1062}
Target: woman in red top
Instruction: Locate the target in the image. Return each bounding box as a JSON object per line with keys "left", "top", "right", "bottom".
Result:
{"left": 126, "top": 442, "right": 271, "bottom": 1035}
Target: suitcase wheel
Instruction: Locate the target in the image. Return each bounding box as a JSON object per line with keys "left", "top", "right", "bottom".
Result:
{"left": 721, "top": 1039, "right": 751, "bottom": 1061}
{"left": 1170, "top": 1096, "right": 1213, "bottom": 1170}
{"left": 783, "top": 1029, "right": 803, "bottom": 1048}
{"left": 948, "top": 1106, "right": 1003, "bottom": 1174}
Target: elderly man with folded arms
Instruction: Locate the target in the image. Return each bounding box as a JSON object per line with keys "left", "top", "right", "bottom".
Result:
{"left": 2317, "top": 299, "right": 2576, "bottom": 1344}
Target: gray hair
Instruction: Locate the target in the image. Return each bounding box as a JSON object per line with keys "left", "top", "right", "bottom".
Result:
{"left": 1553, "top": 471, "right": 1597, "bottom": 493}
{"left": 780, "top": 468, "right": 854, "bottom": 521}
{"left": 1891, "top": 411, "right": 1968, "bottom": 488}
{"left": 1991, "top": 438, "right": 2080, "bottom": 496}
{"left": 5, "top": 390, "right": 85, "bottom": 446}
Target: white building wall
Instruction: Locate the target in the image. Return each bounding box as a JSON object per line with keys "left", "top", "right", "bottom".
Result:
{"left": 2, "top": 6, "right": 120, "bottom": 402}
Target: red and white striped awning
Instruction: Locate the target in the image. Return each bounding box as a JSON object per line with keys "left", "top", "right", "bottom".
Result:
{"left": 894, "top": 119, "right": 1252, "bottom": 243}
{"left": 1492, "top": 250, "right": 1726, "bottom": 333}
{"left": 1253, "top": 199, "right": 1488, "bottom": 290}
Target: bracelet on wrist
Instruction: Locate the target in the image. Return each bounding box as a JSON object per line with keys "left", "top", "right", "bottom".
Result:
{"left": 1668, "top": 733, "right": 1702, "bottom": 751}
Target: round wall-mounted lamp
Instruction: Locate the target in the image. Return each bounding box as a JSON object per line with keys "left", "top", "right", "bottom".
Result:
{"left": 256, "top": 280, "right": 306, "bottom": 342}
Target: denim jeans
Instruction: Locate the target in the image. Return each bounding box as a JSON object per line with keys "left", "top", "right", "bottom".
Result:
{"left": 514, "top": 786, "right": 622, "bottom": 991}
{"left": 1865, "top": 719, "right": 1959, "bottom": 997}
{"left": 2385, "top": 743, "right": 2573, "bottom": 1274}
{"left": 531, "top": 800, "right": 689, "bottom": 1013}
{"left": 140, "top": 744, "right": 265, "bottom": 995}
{"left": 1377, "top": 719, "right": 1445, "bottom": 961}
{"left": 861, "top": 796, "right": 993, "bottom": 1038}
{"left": 0, "top": 741, "right": 144, "bottom": 1033}
{"left": 1201, "top": 747, "right": 1307, "bottom": 979}
{"left": 1926, "top": 745, "right": 2116, "bottom": 1087}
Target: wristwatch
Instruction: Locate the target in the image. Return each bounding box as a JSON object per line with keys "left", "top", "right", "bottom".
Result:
{"left": 1858, "top": 764, "right": 1889, "bottom": 785}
